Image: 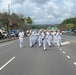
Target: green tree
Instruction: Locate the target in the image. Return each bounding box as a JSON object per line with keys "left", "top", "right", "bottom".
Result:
{"left": 66, "top": 23, "right": 74, "bottom": 30}
{"left": 25, "top": 17, "right": 33, "bottom": 25}
{"left": 10, "top": 13, "right": 25, "bottom": 29}
{"left": 0, "top": 12, "right": 26, "bottom": 30}
{"left": 62, "top": 18, "right": 75, "bottom": 24}
{"left": 60, "top": 17, "right": 76, "bottom": 30}
{"left": 0, "top": 12, "right": 9, "bottom": 30}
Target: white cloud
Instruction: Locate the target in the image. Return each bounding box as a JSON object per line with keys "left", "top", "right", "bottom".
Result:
{"left": 0, "top": 0, "right": 76, "bottom": 24}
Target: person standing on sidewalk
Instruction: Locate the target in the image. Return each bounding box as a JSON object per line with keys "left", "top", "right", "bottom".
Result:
{"left": 18, "top": 29, "right": 24, "bottom": 48}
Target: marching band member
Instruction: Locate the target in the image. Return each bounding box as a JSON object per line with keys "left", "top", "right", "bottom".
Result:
{"left": 46, "top": 31, "right": 52, "bottom": 47}
{"left": 43, "top": 30, "right": 47, "bottom": 51}
{"left": 53, "top": 31, "right": 57, "bottom": 44}
{"left": 29, "top": 30, "right": 34, "bottom": 47}
{"left": 38, "top": 30, "right": 42, "bottom": 47}
{"left": 55, "top": 30, "right": 61, "bottom": 47}
{"left": 18, "top": 29, "right": 24, "bottom": 48}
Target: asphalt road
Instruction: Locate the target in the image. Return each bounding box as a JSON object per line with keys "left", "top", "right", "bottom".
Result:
{"left": 0, "top": 35, "right": 76, "bottom": 75}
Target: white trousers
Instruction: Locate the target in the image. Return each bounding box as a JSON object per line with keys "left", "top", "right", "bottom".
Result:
{"left": 53, "top": 35, "right": 57, "bottom": 43}
{"left": 56, "top": 36, "right": 61, "bottom": 46}
{"left": 43, "top": 39, "right": 47, "bottom": 50}
{"left": 38, "top": 36, "right": 42, "bottom": 46}
{"left": 19, "top": 38, "right": 23, "bottom": 48}
{"left": 29, "top": 36, "right": 34, "bottom": 47}
{"left": 47, "top": 36, "right": 52, "bottom": 46}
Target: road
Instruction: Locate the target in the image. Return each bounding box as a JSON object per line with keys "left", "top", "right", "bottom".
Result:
{"left": 0, "top": 35, "right": 76, "bottom": 75}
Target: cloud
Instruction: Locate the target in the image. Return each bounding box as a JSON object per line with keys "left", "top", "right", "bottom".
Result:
{"left": 0, "top": 0, "right": 76, "bottom": 24}
{"left": 30, "top": 0, "right": 50, "bottom": 4}
{"left": 11, "top": 0, "right": 25, "bottom": 5}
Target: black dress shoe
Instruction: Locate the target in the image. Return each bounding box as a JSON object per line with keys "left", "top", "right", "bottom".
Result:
{"left": 44, "top": 49, "right": 46, "bottom": 51}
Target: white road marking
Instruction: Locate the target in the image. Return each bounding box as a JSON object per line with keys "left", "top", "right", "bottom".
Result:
{"left": 0, "top": 42, "right": 14, "bottom": 47}
{"left": 67, "top": 56, "right": 70, "bottom": 59}
{"left": 60, "top": 48, "right": 62, "bottom": 51}
{"left": 61, "top": 41, "right": 70, "bottom": 45}
{"left": 0, "top": 56, "right": 15, "bottom": 70}
{"left": 63, "top": 51, "right": 65, "bottom": 54}
{"left": 73, "top": 62, "right": 76, "bottom": 65}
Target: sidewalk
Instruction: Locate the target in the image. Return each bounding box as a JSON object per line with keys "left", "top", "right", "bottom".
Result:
{"left": 0, "top": 37, "right": 18, "bottom": 43}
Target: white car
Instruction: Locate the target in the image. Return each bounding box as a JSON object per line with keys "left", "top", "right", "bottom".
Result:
{"left": 2, "top": 32, "right": 8, "bottom": 38}
{"left": 10, "top": 32, "right": 15, "bottom": 37}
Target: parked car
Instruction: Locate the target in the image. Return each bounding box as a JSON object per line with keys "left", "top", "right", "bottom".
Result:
{"left": 0, "top": 32, "right": 5, "bottom": 39}
{"left": 15, "top": 32, "right": 19, "bottom": 37}
{"left": 10, "top": 32, "right": 15, "bottom": 37}
{"left": 2, "top": 32, "right": 8, "bottom": 38}
{"left": 72, "top": 30, "right": 76, "bottom": 33}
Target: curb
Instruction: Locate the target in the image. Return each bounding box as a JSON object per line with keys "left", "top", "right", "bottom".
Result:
{"left": 0, "top": 38, "right": 18, "bottom": 43}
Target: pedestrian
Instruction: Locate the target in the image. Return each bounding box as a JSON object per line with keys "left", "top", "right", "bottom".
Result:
{"left": 43, "top": 31, "right": 47, "bottom": 51}
{"left": 38, "top": 30, "right": 42, "bottom": 47}
{"left": 46, "top": 31, "right": 52, "bottom": 47}
{"left": 18, "top": 29, "right": 24, "bottom": 48}
{"left": 29, "top": 30, "right": 36, "bottom": 47}
{"left": 55, "top": 30, "right": 61, "bottom": 47}
{"left": 53, "top": 31, "right": 57, "bottom": 44}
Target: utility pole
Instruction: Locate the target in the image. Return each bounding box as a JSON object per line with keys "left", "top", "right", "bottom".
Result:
{"left": 8, "top": 3, "right": 11, "bottom": 38}
{"left": 8, "top": 3, "right": 10, "bottom": 16}
{"left": 7, "top": 1, "right": 24, "bottom": 38}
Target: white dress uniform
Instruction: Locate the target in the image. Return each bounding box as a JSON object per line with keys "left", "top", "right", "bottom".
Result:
{"left": 19, "top": 31, "right": 24, "bottom": 48}
{"left": 46, "top": 32, "right": 51, "bottom": 47}
{"left": 38, "top": 33, "right": 42, "bottom": 47}
{"left": 47, "top": 34, "right": 52, "bottom": 47}
{"left": 43, "top": 39, "right": 46, "bottom": 50}
{"left": 56, "top": 32, "right": 61, "bottom": 47}
{"left": 29, "top": 33, "right": 34, "bottom": 47}
{"left": 32, "top": 31, "right": 37, "bottom": 45}
{"left": 42, "top": 32, "right": 47, "bottom": 51}
{"left": 53, "top": 32, "right": 57, "bottom": 44}
{"left": 29, "top": 30, "right": 37, "bottom": 47}
{"left": 43, "top": 32, "right": 52, "bottom": 51}
{"left": 41, "top": 31, "right": 45, "bottom": 40}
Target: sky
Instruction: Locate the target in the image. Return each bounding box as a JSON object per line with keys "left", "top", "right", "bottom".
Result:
{"left": 0, "top": 0, "right": 76, "bottom": 24}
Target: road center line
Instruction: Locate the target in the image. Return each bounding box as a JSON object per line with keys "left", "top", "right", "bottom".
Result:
{"left": 73, "top": 62, "right": 76, "bottom": 65}
{"left": 0, "top": 56, "right": 15, "bottom": 70}
{"left": 67, "top": 56, "right": 70, "bottom": 59}
{"left": 60, "top": 48, "right": 62, "bottom": 51}
{"left": 63, "top": 51, "right": 65, "bottom": 54}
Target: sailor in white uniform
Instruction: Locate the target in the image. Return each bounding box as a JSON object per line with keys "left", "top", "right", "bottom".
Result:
{"left": 46, "top": 31, "right": 52, "bottom": 47}
{"left": 53, "top": 31, "right": 57, "bottom": 44}
{"left": 18, "top": 29, "right": 24, "bottom": 48}
{"left": 29, "top": 30, "right": 34, "bottom": 47}
{"left": 56, "top": 30, "right": 61, "bottom": 47}
{"left": 29, "top": 30, "right": 38, "bottom": 47}
{"left": 43, "top": 31, "right": 47, "bottom": 51}
{"left": 38, "top": 30, "right": 42, "bottom": 47}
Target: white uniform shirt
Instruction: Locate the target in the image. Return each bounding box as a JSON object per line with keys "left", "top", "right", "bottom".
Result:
{"left": 19, "top": 32, "right": 24, "bottom": 39}
{"left": 41, "top": 32, "right": 45, "bottom": 39}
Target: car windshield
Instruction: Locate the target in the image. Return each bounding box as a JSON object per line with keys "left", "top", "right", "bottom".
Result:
{"left": 10, "top": 33, "right": 13, "bottom": 34}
